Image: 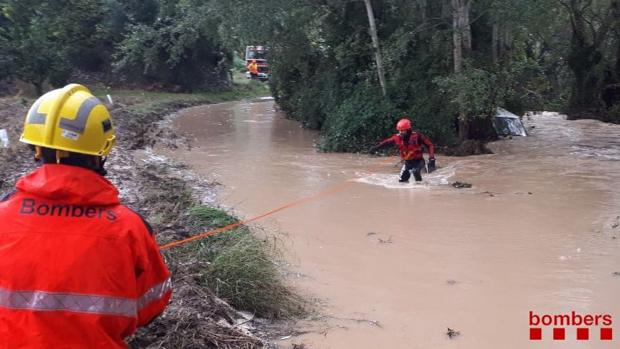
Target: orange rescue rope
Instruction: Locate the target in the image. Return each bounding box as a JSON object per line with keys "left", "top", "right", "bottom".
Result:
{"left": 159, "top": 157, "right": 396, "bottom": 250}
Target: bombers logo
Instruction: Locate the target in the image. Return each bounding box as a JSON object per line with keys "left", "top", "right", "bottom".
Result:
{"left": 20, "top": 198, "right": 117, "bottom": 221}
{"left": 529, "top": 311, "right": 613, "bottom": 341}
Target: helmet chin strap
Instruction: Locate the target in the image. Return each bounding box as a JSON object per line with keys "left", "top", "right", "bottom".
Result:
{"left": 33, "top": 146, "right": 108, "bottom": 176}
{"left": 55, "top": 150, "right": 69, "bottom": 164}
{"left": 95, "top": 156, "right": 108, "bottom": 176}
{"left": 34, "top": 146, "right": 43, "bottom": 161}
{"left": 399, "top": 129, "right": 412, "bottom": 141}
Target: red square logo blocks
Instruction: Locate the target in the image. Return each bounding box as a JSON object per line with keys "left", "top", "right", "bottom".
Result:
{"left": 529, "top": 311, "right": 614, "bottom": 341}
{"left": 529, "top": 327, "right": 614, "bottom": 341}
{"left": 576, "top": 328, "right": 589, "bottom": 340}
{"left": 553, "top": 328, "right": 565, "bottom": 340}
{"left": 600, "top": 328, "right": 613, "bottom": 340}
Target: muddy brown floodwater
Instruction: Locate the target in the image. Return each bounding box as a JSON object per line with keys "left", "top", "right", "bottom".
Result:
{"left": 165, "top": 99, "right": 620, "bottom": 349}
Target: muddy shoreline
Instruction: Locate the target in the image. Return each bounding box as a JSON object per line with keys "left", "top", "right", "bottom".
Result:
{"left": 0, "top": 94, "right": 294, "bottom": 348}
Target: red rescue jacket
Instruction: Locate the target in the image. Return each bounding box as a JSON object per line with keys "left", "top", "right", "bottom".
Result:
{"left": 0, "top": 164, "right": 171, "bottom": 349}
{"left": 376, "top": 131, "right": 435, "bottom": 160}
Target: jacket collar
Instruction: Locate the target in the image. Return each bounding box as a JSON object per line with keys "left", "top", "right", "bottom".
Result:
{"left": 16, "top": 164, "right": 120, "bottom": 206}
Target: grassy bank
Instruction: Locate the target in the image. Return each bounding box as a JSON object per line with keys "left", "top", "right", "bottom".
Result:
{"left": 111, "top": 83, "right": 303, "bottom": 347}
{"left": 94, "top": 79, "right": 268, "bottom": 116}
{"left": 176, "top": 206, "right": 304, "bottom": 318}
{"left": 1, "top": 80, "right": 303, "bottom": 348}
{"left": 127, "top": 159, "right": 304, "bottom": 348}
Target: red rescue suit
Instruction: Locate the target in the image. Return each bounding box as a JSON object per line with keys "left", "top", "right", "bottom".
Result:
{"left": 0, "top": 164, "right": 171, "bottom": 349}
{"left": 376, "top": 131, "right": 435, "bottom": 160}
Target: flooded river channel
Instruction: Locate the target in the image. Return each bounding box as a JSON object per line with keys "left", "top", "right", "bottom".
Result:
{"left": 166, "top": 99, "right": 620, "bottom": 349}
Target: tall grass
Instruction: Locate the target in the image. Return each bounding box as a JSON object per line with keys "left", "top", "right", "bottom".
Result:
{"left": 182, "top": 206, "right": 305, "bottom": 319}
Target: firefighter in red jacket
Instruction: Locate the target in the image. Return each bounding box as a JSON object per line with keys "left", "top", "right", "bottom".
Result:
{"left": 370, "top": 117, "right": 436, "bottom": 182}
{"left": 0, "top": 84, "right": 171, "bottom": 348}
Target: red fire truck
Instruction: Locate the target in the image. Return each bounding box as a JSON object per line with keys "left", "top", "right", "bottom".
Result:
{"left": 245, "top": 45, "right": 269, "bottom": 81}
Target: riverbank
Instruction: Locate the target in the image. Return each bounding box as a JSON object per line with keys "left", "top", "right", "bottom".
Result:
{"left": 0, "top": 81, "right": 305, "bottom": 348}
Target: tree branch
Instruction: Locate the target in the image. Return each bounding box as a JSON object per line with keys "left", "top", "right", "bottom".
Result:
{"left": 593, "top": 0, "right": 619, "bottom": 46}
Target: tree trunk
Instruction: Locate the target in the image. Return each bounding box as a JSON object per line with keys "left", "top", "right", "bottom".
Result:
{"left": 419, "top": 0, "right": 427, "bottom": 21}
{"left": 363, "top": 0, "right": 387, "bottom": 96}
{"left": 616, "top": 40, "right": 620, "bottom": 80}
{"left": 615, "top": 0, "right": 620, "bottom": 80}
{"left": 452, "top": 0, "right": 471, "bottom": 140}
{"left": 33, "top": 81, "right": 43, "bottom": 97}
{"left": 563, "top": 0, "right": 619, "bottom": 112}
{"left": 452, "top": 0, "right": 463, "bottom": 73}
{"left": 461, "top": 1, "right": 471, "bottom": 54}
{"left": 567, "top": 44, "right": 602, "bottom": 109}
{"left": 499, "top": 26, "right": 506, "bottom": 59}
{"left": 567, "top": 17, "right": 602, "bottom": 109}
{"left": 492, "top": 22, "right": 499, "bottom": 64}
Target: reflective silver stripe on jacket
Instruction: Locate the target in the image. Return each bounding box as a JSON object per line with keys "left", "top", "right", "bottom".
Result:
{"left": 0, "top": 278, "right": 171, "bottom": 317}
{"left": 0, "top": 287, "right": 136, "bottom": 317}
{"left": 137, "top": 278, "right": 172, "bottom": 310}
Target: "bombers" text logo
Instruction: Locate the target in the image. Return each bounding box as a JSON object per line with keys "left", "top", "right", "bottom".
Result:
{"left": 529, "top": 311, "right": 613, "bottom": 341}
{"left": 19, "top": 198, "right": 117, "bottom": 221}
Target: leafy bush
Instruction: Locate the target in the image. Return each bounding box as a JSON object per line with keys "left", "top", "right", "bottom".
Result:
{"left": 606, "top": 103, "right": 620, "bottom": 123}
{"left": 0, "top": 0, "right": 110, "bottom": 94}
{"left": 232, "top": 55, "right": 247, "bottom": 71}
{"left": 320, "top": 85, "right": 396, "bottom": 152}
{"left": 113, "top": 0, "right": 231, "bottom": 91}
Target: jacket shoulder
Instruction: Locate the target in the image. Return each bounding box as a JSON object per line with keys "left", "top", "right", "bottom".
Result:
{"left": 0, "top": 190, "right": 16, "bottom": 202}
{"left": 117, "top": 206, "right": 155, "bottom": 236}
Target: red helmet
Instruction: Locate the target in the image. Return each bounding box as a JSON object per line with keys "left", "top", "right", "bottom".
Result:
{"left": 396, "top": 118, "right": 412, "bottom": 131}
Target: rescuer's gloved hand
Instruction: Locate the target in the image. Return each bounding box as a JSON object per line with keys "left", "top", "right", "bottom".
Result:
{"left": 427, "top": 158, "right": 436, "bottom": 173}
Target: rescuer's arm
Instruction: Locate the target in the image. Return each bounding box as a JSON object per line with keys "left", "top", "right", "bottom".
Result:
{"left": 369, "top": 135, "right": 398, "bottom": 153}
{"left": 134, "top": 223, "right": 172, "bottom": 327}
{"left": 420, "top": 133, "right": 436, "bottom": 171}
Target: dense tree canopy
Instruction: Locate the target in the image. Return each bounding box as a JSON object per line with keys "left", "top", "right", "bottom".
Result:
{"left": 1, "top": 0, "right": 619, "bottom": 149}
{"left": 113, "top": 0, "right": 230, "bottom": 90}
{"left": 0, "top": 0, "right": 232, "bottom": 92}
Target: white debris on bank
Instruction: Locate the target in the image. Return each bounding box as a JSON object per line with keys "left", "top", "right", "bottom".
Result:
{"left": 138, "top": 148, "right": 219, "bottom": 205}
{"left": 0, "top": 129, "right": 9, "bottom": 148}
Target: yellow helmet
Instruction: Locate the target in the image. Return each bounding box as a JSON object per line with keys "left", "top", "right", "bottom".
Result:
{"left": 20, "top": 84, "right": 115, "bottom": 156}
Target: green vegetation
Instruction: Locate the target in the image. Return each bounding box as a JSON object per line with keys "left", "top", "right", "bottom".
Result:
{"left": 215, "top": 0, "right": 620, "bottom": 150}
{"left": 184, "top": 206, "right": 304, "bottom": 318}
{"left": 0, "top": 0, "right": 244, "bottom": 92}
{"left": 93, "top": 81, "right": 268, "bottom": 114}
{"left": 2, "top": 0, "right": 620, "bottom": 147}
{"left": 0, "top": 0, "right": 103, "bottom": 94}
{"left": 112, "top": 0, "right": 229, "bottom": 91}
